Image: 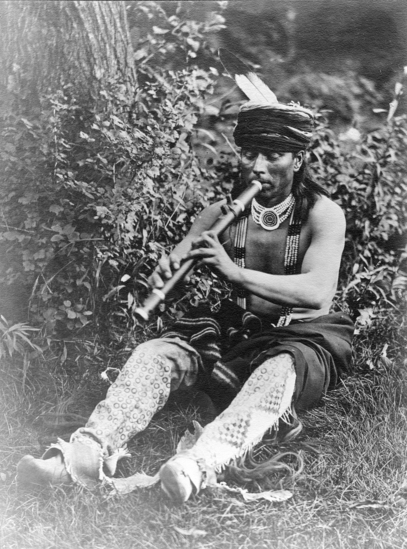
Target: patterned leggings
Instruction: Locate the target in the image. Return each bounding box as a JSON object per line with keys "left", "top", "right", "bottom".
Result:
{"left": 81, "top": 338, "right": 296, "bottom": 469}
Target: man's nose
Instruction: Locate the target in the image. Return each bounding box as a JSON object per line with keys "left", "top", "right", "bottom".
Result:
{"left": 252, "top": 154, "right": 267, "bottom": 176}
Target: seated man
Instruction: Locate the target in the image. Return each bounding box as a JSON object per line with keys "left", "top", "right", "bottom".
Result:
{"left": 17, "top": 95, "right": 354, "bottom": 502}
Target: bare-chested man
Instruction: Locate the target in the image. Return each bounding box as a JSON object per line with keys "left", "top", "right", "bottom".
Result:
{"left": 155, "top": 149, "right": 344, "bottom": 321}
{"left": 17, "top": 99, "right": 354, "bottom": 504}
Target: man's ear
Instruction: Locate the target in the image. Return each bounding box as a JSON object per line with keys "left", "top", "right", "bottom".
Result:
{"left": 293, "top": 151, "right": 305, "bottom": 172}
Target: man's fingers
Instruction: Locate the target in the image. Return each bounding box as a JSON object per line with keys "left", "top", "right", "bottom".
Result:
{"left": 169, "top": 253, "right": 180, "bottom": 271}
{"left": 157, "top": 256, "right": 173, "bottom": 279}
{"left": 149, "top": 271, "right": 164, "bottom": 288}
{"left": 148, "top": 253, "right": 183, "bottom": 288}
{"left": 185, "top": 248, "right": 215, "bottom": 260}
{"left": 190, "top": 239, "right": 203, "bottom": 250}
{"left": 202, "top": 231, "right": 220, "bottom": 244}
{"left": 204, "top": 230, "right": 219, "bottom": 241}
{"left": 191, "top": 232, "right": 219, "bottom": 250}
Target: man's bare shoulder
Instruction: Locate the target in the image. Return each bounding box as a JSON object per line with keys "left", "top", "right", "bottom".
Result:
{"left": 308, "top": 195, "right": 346, "bottom": 236}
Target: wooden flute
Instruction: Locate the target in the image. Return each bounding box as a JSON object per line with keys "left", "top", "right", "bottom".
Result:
{"left": 135, "top": 180, "right": 262, "bottom": 321}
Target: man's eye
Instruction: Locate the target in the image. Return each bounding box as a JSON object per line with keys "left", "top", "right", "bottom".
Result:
{"left": 266, "top": 153, "right": 281, "bottom": 161}
{"left": 242, "top": 151, "right": 257, "bottom": 160}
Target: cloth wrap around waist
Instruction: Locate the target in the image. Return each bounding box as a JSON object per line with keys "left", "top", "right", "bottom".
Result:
{"left": 161, "top": 300, "right": 354, "bottom": 411}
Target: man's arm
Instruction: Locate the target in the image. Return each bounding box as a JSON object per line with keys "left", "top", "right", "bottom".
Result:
{"left": 185, "top": 197, "right": 346, "bottom": 310}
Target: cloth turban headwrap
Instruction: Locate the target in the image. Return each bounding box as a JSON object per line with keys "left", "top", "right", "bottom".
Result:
{"left": 233, "top": 103, "right": 314, "bottom": 154}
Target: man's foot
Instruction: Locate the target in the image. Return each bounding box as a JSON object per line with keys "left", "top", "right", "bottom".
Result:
{"left": 159, "top": 454, "right": 203, "bottom": 504}
{"left": 16, "top": 450, "right": 70, "bottom": 487}
{"left": 16, "top": 432, "right": 105, "bottom": 489}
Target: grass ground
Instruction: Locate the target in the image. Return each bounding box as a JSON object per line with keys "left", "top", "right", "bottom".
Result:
{"left": 1, "top": 334, "right": 406, "bottom": 549}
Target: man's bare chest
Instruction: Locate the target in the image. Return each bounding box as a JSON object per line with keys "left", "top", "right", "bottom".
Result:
{"left": 244, "top": 221, "right": 288, "bottom": 274}
{"left": 222, "top": 217, "right": 311, "bottom": 276}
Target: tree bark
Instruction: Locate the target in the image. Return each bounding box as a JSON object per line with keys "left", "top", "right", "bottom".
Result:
{"left": 0, "top": 0, "right": 136, "bottom": 114}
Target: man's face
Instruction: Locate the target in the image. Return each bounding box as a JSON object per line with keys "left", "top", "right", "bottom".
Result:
{"left": 240, "top": 149, "right": 304, "bottom": 205}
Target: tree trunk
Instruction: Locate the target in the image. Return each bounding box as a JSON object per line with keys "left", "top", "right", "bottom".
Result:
{"left": 0, "top": 0, "right": 137, "bottom": 322}
{"left": 0, "top": 0, "right": 136, "bottom": 115}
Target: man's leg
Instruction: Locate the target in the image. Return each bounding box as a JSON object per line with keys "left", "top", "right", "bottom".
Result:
{"left": 17, "top": 338, "right": 201, "bottom": 488}
{"left": 81, "top": 338, "right": 201, "bottom": 450}
{"left": 160, "top": 352, "right": 296, "bottom": 502}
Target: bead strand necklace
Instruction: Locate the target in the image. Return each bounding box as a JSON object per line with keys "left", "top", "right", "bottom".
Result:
{"left": 251, "top": 194, "right": 295, "bottom": 231}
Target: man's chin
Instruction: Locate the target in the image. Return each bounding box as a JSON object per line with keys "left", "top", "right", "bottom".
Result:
{"left": 259, "top": 186, "right": 274, "bottom": 196}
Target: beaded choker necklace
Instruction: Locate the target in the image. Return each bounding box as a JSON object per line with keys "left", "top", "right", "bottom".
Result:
{"left": 251, "top": 194, "right": 295, "bottom": 231}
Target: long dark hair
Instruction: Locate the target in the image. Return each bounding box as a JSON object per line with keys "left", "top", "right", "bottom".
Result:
{"left": 292, "top": 160, "right": 329, "bottom": 221}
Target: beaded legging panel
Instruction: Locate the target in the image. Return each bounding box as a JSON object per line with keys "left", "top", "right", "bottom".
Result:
{"left": 84, "top": 339, "right": 200, "bottom": 451}
{"left": 186, "top": 353, "right": 296, "bottom": 471}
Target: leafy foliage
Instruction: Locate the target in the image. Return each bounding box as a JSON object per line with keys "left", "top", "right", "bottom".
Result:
{"left": 308, "top": 110, "right": 406, "bottom": 353}
{"left": 0, "top": 315, "right": 41, "bottom": 360}
{"left": 0, "top": 1, "right": 226, "bottom": 342}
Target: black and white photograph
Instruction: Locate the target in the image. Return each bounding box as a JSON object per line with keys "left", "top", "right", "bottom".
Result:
{"left": 1, "top": 1, "right": 406, "bottom": 547}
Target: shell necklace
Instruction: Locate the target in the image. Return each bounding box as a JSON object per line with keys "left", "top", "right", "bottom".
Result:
{"left": 251, "top": 194, "right": 295, "bottom": 231}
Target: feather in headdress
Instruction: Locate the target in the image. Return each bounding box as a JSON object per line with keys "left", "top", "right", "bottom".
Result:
{"left": 219, "top": 48, "right": 278, "bottom": 105}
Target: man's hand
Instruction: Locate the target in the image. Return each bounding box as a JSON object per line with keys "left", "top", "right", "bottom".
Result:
{"left": 149, "top": 253, "right": 182, "bottom": 289}
{"left": 184, "top": 231, "right": 239, "bottom": 282}
{"left": 147, "top": 201, "right": 233, "bottom": 290}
